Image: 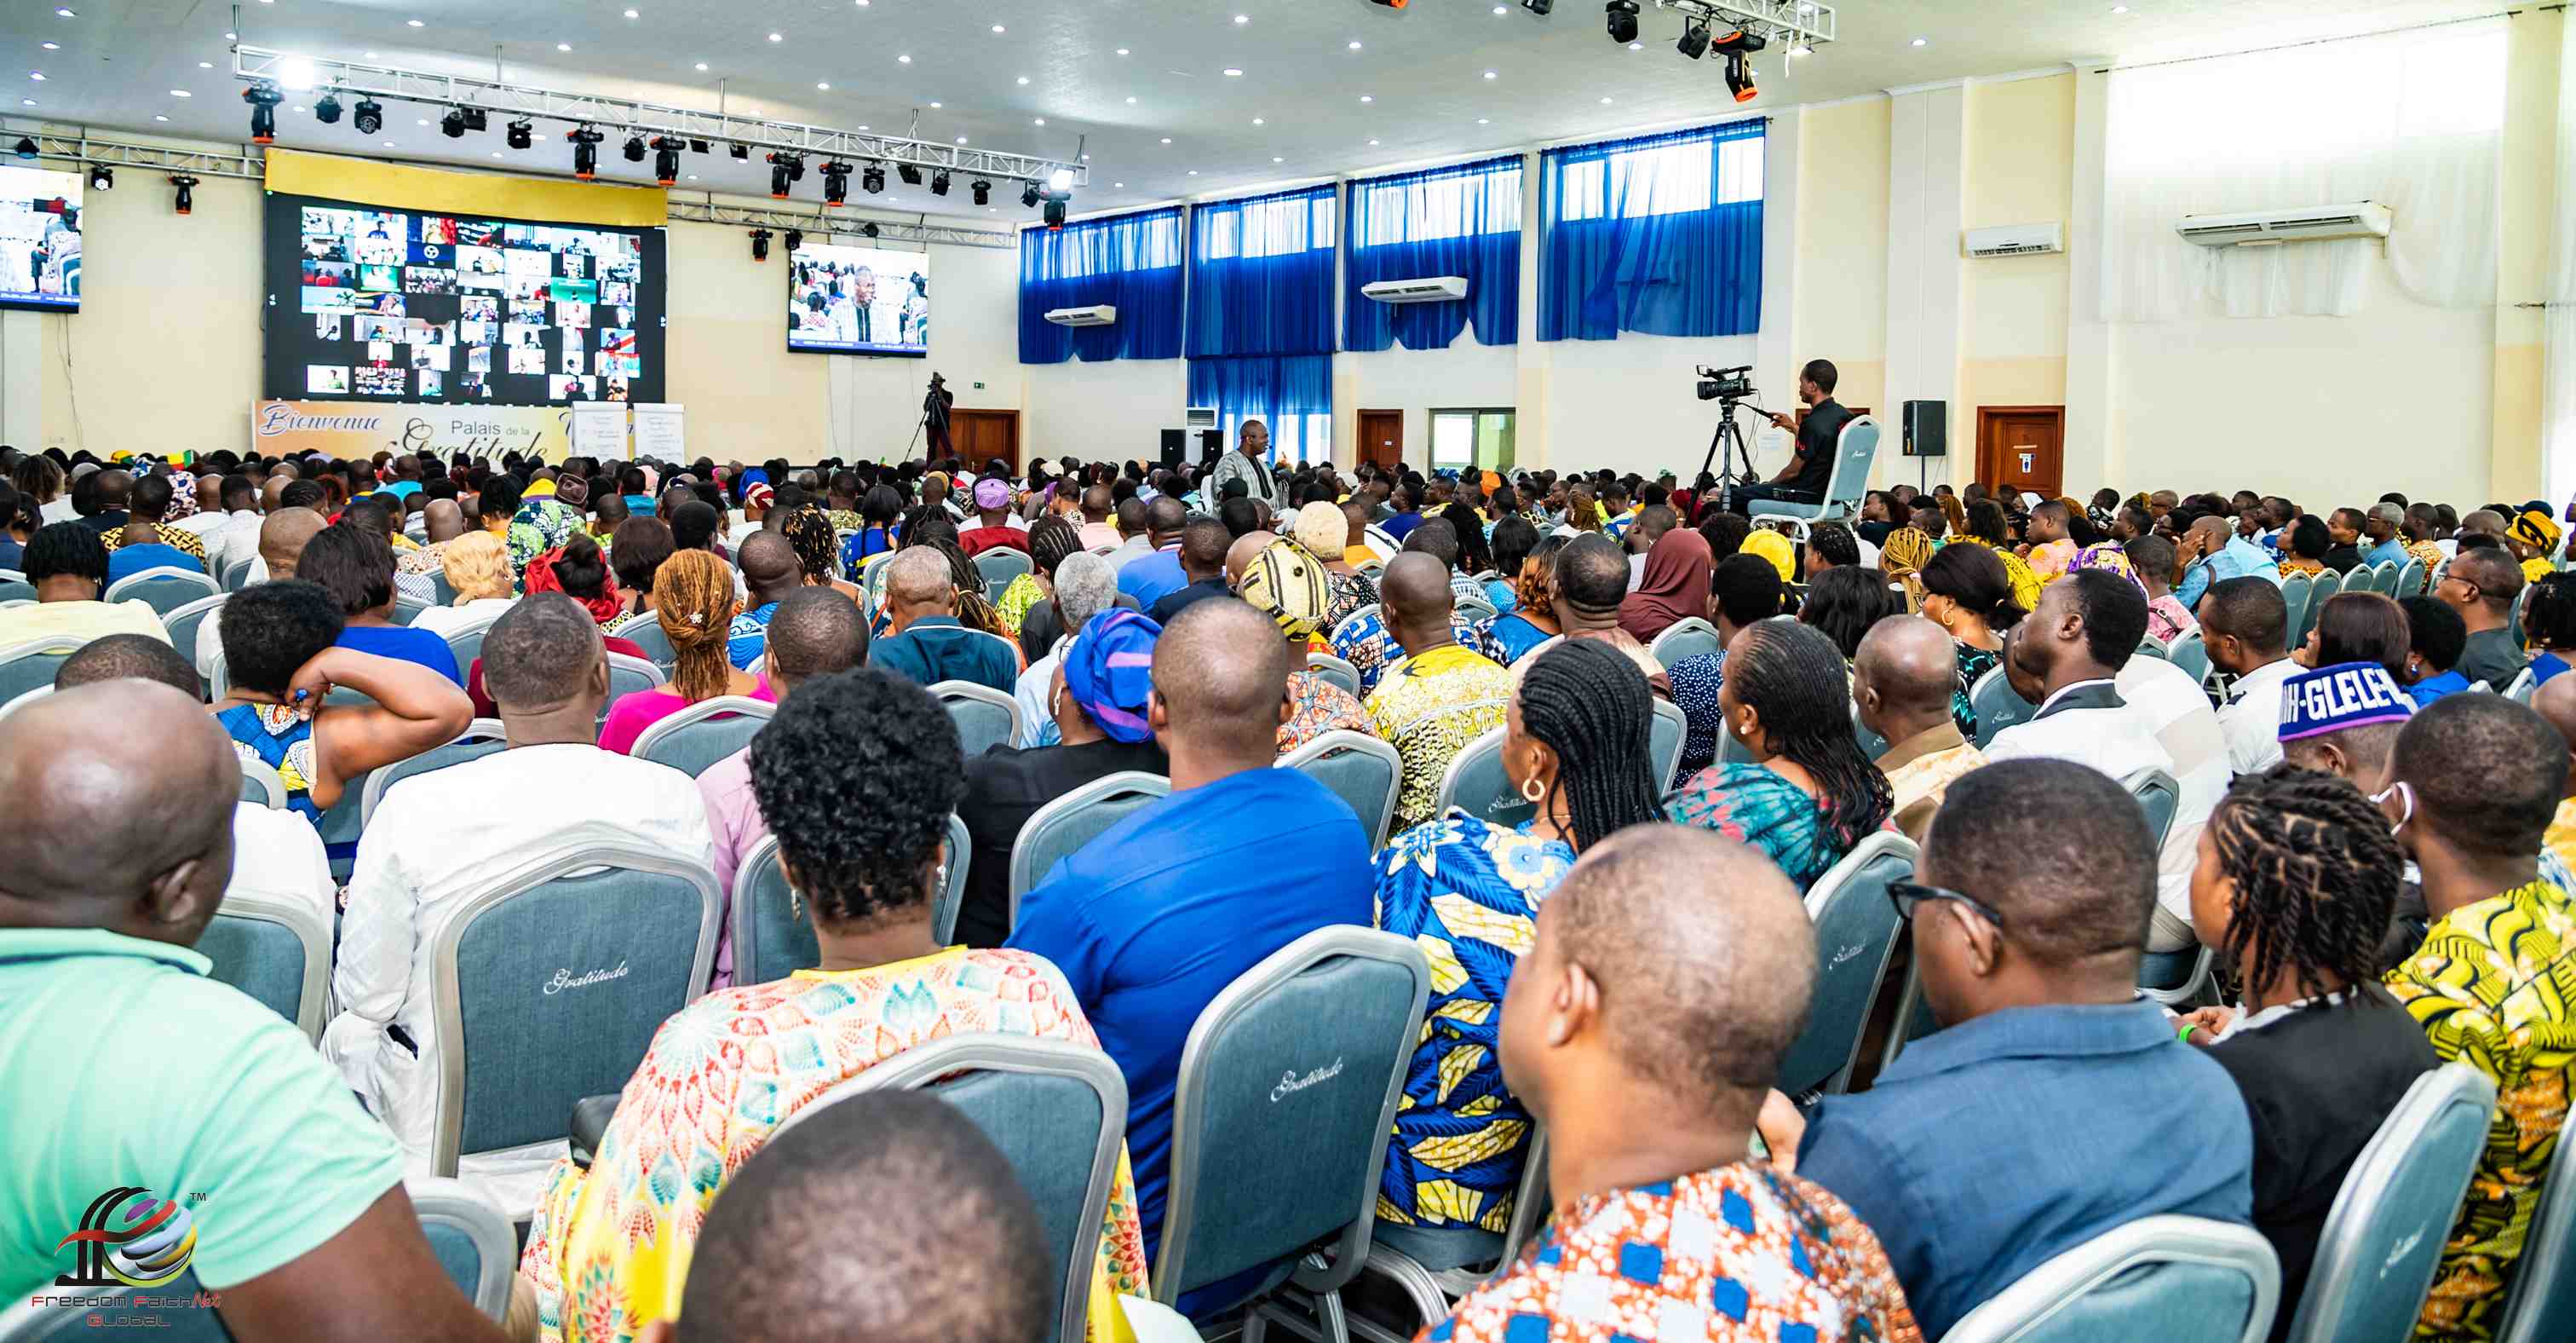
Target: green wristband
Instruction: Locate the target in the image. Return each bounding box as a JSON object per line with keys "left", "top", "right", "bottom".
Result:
{"left": 2176, "top": 1023, "right": 2197, "bottom": 1043}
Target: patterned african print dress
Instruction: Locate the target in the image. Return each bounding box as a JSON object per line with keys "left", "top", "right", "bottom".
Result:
{"left": 1279, "top": 668, "right": 1370, "bottom": 756}
{"left": 2382, "top": 878, "right": 2576, "bottom": 1342}
{"left": 1371, "top": 815, "right": 1574, "bottom": 1238}
{"left": 1662, "top": 764, "right": 1855, "bottom": 891}
{"left": 1949, "top": 641, "right": 2002, "bottom": 742}
{"left": 1366, "top": 644, "right": 1516, "bottom": 834}
{"left": 216, "top": 702, "right": 321, "bottom": 825}
{"left": 518, "top": 947, "right": 1151, "bottom": 1343}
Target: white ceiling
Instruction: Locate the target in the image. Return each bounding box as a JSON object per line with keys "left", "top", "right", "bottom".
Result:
{"left": 3, "top": 0, "right": 2495, "bottom": 226}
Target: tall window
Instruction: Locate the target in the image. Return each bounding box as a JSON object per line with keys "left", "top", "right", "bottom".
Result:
{"left": 1345, "top": 155, "right": 1524, "bottom": 351}
{"left": 1188, "top": 186, "right": 1337, "bottom": 464}
{"left": 1432, "top": 409, "right": 1517, "bottom": 472}
{"left": 1017, "top": 206, "right": 1184, "bottom": 364}
{"left": 1538, "top": 119, "right": 1765, "bottom": 342}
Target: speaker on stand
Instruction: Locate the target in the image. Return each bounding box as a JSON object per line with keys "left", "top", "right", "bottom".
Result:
{"left": 1900, "top": 400, "right": 1946, "bottom": 494}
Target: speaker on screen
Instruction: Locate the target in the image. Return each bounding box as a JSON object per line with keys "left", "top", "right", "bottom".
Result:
{"left": 1902, "top": 400, "right": 1946, "bottom": 458}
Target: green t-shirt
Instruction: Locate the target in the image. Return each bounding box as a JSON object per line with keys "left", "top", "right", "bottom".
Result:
{"left": 1, "top": 928, "right": 402, "bottom": 1298}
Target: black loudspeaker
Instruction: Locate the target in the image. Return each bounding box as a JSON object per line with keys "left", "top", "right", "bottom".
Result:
{"left": 1159, "top": 429, "right": 1186, "bottom": 469}
{"left": 1902, "top": 400, "right": 1947, "bottom": 458}
{"left": 1196, "top": 429, "right": 1224, "bottom": 466}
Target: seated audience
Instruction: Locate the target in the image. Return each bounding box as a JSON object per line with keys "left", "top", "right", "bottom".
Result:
{"left": 0, "top": 522, "right": 171, "bottom": 646}
{"left": 103, "top": 473, "right": 207, "bottom": 582}
{"left": 1291, "top": 499, "right": 1378, "bottom": 631}
{"left": 2509, "top": 510, "right": 2562, "bottom": 585}
{"left": 2200, "top": 576, "right": 2297, "bottom": 774}
{"left": 1786, "top": 759, "right": 2253, "bottom": 1338}
{"left": 2537, "top": 675, "right": 2576, "bottom": 874}
{"left": 1234, "top": 537, "right": 1368, "bottom": 754}
{"left": 2521, "top": 570, "right": 2576, "bottom": 685}
{"left": 1147, "top": 516, "right": 1232, "bottom": 624}
{"left": 2398, "top": 593, "right": 2473, "bottom": 708}
{"left": 298, "top": 522, "right": 463, "bottom": 686}
{"left": 411, "top": 530, "right": 516, "bottom": 638}
{"left": 1431, "top": 824, "right": 1921, "bottom": 1343}
{"left": 520, "top": 666, "right": 1147, "bottom": 1338}
{"left": 1007, "top": 598, "right": 1373, "bottom": 1295}
{"left": 0, "top": 683, "right": 503, "bottom": 1336}
{"left": 1366, "top": 553, "right": 1517, "bottom": 833}
{"left": 1372, "top": 640, "right": 1665, "bottom": 1271}
{"left": 1915, "top": 541, "right": 2017, "bottom": 741}
{"left": 605, "top": 516, "right": 676, "bottom": 633}
{"left": 1616, "top": 525, "right": 1713, "bottom": 645}
{"left": 1957, "top": 500, "right": 2044, "bottom": 612}
{"left": 1475, "top": 533, "right": 1570, "bottom": 666}
{"left": 1666, "top": 551, "right": 1787, "bottom": 777}
{"left": 2438, "top": 545, "right": 2527, "bottom": 691}
{"left": 871, "top": 545, "right": 1019, "bottom": 692}
{"left": 1011, "top": 550, "right": 1118, "bottom": 747}
{"left": 2127, "top": 531, "right": 2197, "bottom": 645}
{"left": 2174, "top": 769, "right": 2435, "bottom": 1340}
{"left": 1855, "top": 615, "right": 1987, "bottom": 841}
{"left": 1330, "top": 546, "right": 1486, "bottom": 698}
{"left": 599, "top": 550, "right": 771, "bottom": 755}
{"left": 2298, "top": 590, "right": 2411, "bottom": 685}
{"left": 1800, "top": 564, "right": 1902, "bottom": 660}
{"left": 1115, "top": 496, "right": 1191, "bottom": 608}
{"left": 726, "top": 532, "right": 804, "bottom": 670}
{"left": 2376, "top": 693, "right": 2576, "bottom": 1339}
{"left": 1538, "top": 532, "right": 1670, "bottom": 688}
{"left": 996, "top": 516, "right": 1081, "bottom": 638}
{"left": 956, "top": 609, "right": 1170, "bottom": 948}
{"left": 956, "top": 476, "right": 1032, "bottom": 557}
{"left": 2275, "top": 514, "right": 2332, "bottom": 578}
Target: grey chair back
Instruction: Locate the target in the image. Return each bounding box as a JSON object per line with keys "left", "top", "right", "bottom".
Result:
{"left": 221, "top": 556, "right": 257, "bottom": 591}
{"left": 391, "top": 593, "right": 433, "bottom": 626}
{"left": 773, "top": 1036, "right": 1129, "bottom": 1343}
{"left": 440, "top": 620, "right": 503, "bottom": 682}
{"left": 2303, "top": 570, "right": 2343, "bottom": 643}
{"left": 1153, "top": 927, "right": 1432, "bottom": 1313}
{"left": 620, "top": 619, "right": 680, "bottom": 678}
{"left": 1851, "top": 701, "right": 1891, "bottom": 764}
{"left": 0, "top": 1270, "right": 232, "bottom": 1340}
{"left": 104, "top": 567, "right": 220, "bottom": 616}
{"left": 2495, "top": 1122, "right": 2576, "bottom": 1343}
{"left": 1430, "top": 726, "right": 1535, "bottom": 832}
{"left": 2280, "top": 574, "right": 2314, "bottom": 646}
{"left": 1455, "top": 596, "right": 1498, "bottom": 625}
{"left": 601, "top": 653, "right": 667, "bottom": 728}
{"left": 1647, "top": 616, "right": 1725, "bottom": 671}
{"left": 360, "top": 722, "right": 512, "bottom": 827}
{"left": 0, "top": 637, "right": 83, "bottom": 703}
{"left": 2123, "top": 766, "right": 2182, "bottom": 848}
{"left": 161, "top": 592, "right": 228, "bottom": 676}
{"left": 430, "top": 573, "right": 461, "bottom": 607}
{"left": 2136, "top": 635, "right": 2170, "bottom": 662}
{"left": 2283, "top": 1063, "right": 2498, "bottom": 1343}
{"left": 0, "top": 579, "right": 30, "bottom": 604}
{"left": 935, "top": 680, "right": 1025, "bottom": 759}
{"left": 2506, "top": 666, "right": 2540, "bottom": 706}
{"left": 1279, "top": 729, "right": 1403, "bottom": 850}
{"left": 975, "top": 547, "right": 1035, "bottom": 591}
{"left": 732, "top": 816, "right": 970, "bottom": 984}
{"left": 2396, "top": 557, "right": 2428, "bottom": 598}
{"left": 630, "top": 695, "right": 773, "bottom": 777}
{"left": 1776, "top": 833, "right": 1916, "bottom": 1098}
{"left": 237, "top": 757, "right": 287, "bottom": 809}
{"left": 1746, "top": 416, "right": 1881, "bottom": 531}
{"left": 1649, "top": 696, "right": 1689, "bottom": 789}
{"left": 405, "top": 1177, "right": 518, "bottom": 1321}
{"left": 1009, "top": 772, "right": 1170, "bottom": 931}
{"left": 2168, "top": 629, "right": 2212, "bottom": 687}
{"left": 1969, "top": 665, "right": 2037, "bottom": 749}
{"left": 428, "top": 842, "right": 720, "bottom": 1174}
{"left": 1304, "top": 651, "right": 1360, "bottom": 698}
{"left": 1329, "top": 602, "right": 1383, "bottom": 649}
{"left": 2372, "top": 560, "right": 2401, "bottom": 596}
{"left": 1941, "top": 1215, "right": 2280, "bottom": 1343}
{"left": 198, "top": 891, "right": 333, "bottom": 1043}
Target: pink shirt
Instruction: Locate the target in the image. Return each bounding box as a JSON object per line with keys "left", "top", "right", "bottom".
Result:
{"left": 695, "top": 745, "right": 768, "bottom": 989}
{"left": 596, "top": 676, "right": 775, "bottom": 756}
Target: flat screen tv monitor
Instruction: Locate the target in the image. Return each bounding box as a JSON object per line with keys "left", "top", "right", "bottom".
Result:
{"left": 0, "top": 165, "right": 83, "bottom": 312}
{"left": 786, "top": 242, "right": 928, "bottom": 356}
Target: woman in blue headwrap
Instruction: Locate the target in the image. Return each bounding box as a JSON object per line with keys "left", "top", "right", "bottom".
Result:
{"left": 950, "top": 608, "right": 1170, "bottom": 947}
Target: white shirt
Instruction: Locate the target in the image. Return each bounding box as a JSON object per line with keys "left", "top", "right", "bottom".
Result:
{"left": 172, "top": 510, "right": 230, "bottom": 545}
{"left": 410, "top": 597, "right": 517, "bottom": 641}
{"left": 2118, "top": 656, "right": 2232, "bottom": 928}
{"left": 2216, "top": 656, "right": 2300, "bottom": 775}
{"left": 322, "top": 744, "right": 714, "bottom": 1209}
{"left": 38, "top": 497, "right": 75, "bottom": 525}
{"left": 201, "top": 509, "right": 263, "bottom": 576}
{"left": 222, "top": 801, "right": 335, "bottom": 925}
{"left": 1982, "top": 674, "right": 2197, "bottom": 925}
{"left": 1015, "top": 635, "right": 1072, "bottom": 748}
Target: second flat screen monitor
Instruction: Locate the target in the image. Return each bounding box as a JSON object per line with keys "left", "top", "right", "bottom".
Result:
{"left": 786, "top": 242, "right": 928, "bottom": 356}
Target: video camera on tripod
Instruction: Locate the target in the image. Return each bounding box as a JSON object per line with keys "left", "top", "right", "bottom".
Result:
{"left": 1695, "top": 364, "right": 1757, "bottom": 403}
{"left": 1692, "top": 365, "right": 1767, "bottom": 507}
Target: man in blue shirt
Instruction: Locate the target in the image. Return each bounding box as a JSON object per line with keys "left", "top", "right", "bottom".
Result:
{"left": 1381, "top": 482, "right": 1425, "bottom": 544}
{"left": 2360, "top": 502, "right": 2411, "bottom": 570}
{"left": 2176, "top": 515, "right": 2282, "bottom": 609}
{"left": 1783, "top": 758, "right": 2254, "bottom": 1339}
{"left": 1114, "top": 495, "right": 1192, "bottom": 609}
{"left": 2398, "top": 595, "right": 2474, "bottom": 708}
{"left": 1009, "top": 597, "right": 1374, "bottom": 1298}
{"left": 870, "top": 547, "right": 1019, "bottom": 693}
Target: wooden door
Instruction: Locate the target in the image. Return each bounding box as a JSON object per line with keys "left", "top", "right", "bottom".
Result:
{"left": 1976, "top": 406, "right": 2064, "bottom": 500}
{"left": 947, "top": 408, "right": 1021, "bottom": 473}
{"left": 1358, "top": 409, "right": 1404, "bottom": 472}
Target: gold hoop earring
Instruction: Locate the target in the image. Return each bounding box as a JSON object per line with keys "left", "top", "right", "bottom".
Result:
{"left": 1521, "top": 778, "right": 1546, "bottom": 804}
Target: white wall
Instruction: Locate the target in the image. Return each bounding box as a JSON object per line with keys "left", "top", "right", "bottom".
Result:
{"left": 1021, "top": 355, "right": 1186, "bottom": 464}
{"left": 821, "top": 236, "right": 1021, "bottom": 462}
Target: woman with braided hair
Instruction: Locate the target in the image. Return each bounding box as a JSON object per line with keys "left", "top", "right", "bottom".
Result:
{"left": 1370, "top": 639, "right": 1665, "bottom": 1270}
{"left": 1665, "top": 619, "right": 1895, "bottom": 889}
{"left": 777, "top": 503, "right": 864, "bottom": 605}
{"left": 1476, "top": 533, "right": 1572, "bottom": 666}
{"left": 996, "top": 515, "right": 1081, "bottom": 637}
{"left": 598, "top": 548, "right": 771, "bottom": 754}
{"left": 2175, "top": 767, "right": 2435, "bottom": 1341}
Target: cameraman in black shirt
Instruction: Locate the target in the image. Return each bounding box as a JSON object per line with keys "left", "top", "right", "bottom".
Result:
{"left": 1731, "top": 359, "right": 1854, "bottom": 515}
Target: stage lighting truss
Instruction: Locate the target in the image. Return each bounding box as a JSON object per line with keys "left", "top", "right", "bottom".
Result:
{"left": 230, "top": 44, "right": 1084, "bottom": 193}
{"left": 1619, "top": 1, "right": 1831, "bottom": 61}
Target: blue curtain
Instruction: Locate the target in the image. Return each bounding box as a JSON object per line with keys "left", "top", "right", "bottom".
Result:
{"left": 1017, "top": 207, "right": 1184, "bottom": 364}
{"left": 1187, "top": 354, "right": 1333, "bottom": 440}
{"left": 1344, "top": 154, "right": 1522, "bottom": 351}
{"left": 1538, "top": 119, "right": 1765, "bottom": 342}
{"left": 1186, "top": 186, "right": 1337, "bottom": 358}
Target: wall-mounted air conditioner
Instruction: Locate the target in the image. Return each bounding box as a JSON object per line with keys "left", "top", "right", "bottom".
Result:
{"left": 1184, "top": 406, "right": 1219, "bottom": 429}
{"left": 1962, "top": 222, "right": 2062, "bottom": 258}
{"left": 1360, "top": 276, "right": 1469, "bottom": 303}
{"left": 1044, "top": 304, "right": 1118, "bottom": 326}
{"left": 2175, "top": 202, "right": 2392, "bottom": 247}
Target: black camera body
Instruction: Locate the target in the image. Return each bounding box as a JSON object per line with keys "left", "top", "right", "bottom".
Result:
{"left": 1695, "top": 364, "right": 1755, "bottom": 402}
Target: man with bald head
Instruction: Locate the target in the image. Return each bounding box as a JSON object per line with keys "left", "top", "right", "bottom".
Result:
{"left": 1009, "top": 597, "right": 1371, "bottom": 1305}
{"left": 1855, "top": 614, "right": 1984, "bottom": 840}
{"left": 1367, "top": 551, "right": 1515, "bottom": 832}
{"left": 1783, "top": 759, "right": 2254, "bottom": 1338}
{"left": 870, "top": 545, "right": 1016, "bottom": 693}
{"left": 1076, "top": 484, "right": 1120, "bottom": 550}
{"left": 1429, "top": 824, "right": 1921, "bottom": 1343}
{"left": 2176, "top": 511, "right": 2281, "bottom": 609}
{"left": 727, "top": 531, "right": 806, "bottom": 670}
{"left": 2440, "top": 544, "right": 2527, "bottom": 691}
{"left": 0, "top": 684, "right": 504, "bottom": 1336}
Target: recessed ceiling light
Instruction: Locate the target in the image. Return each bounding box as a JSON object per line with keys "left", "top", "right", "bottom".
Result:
{"left": 197, "top": 61, "right": 212, "bottom": 68}
{"left": 492, "top": 151, "right": 503, "bottom": 158}
{"left": 769, "top": 32, "right": 784, "bottom": 42}
{"left": 1033, "top": 117, "right": 1045, "bottom": 124}
{"left": 687, "top": 173, "right": 698, "bottom": 179}
{"left": 1125, "top": 95, "right": 1136, "bottom": 103}
{"left": 292, "top": 105, "right": 303, "bottom": 112}
{"left": 1494, "top": 3, "right": 1506, "bottom": 11}
{"left": 1367, "top": 138, "right": 1380, "bottom": 146}
{"left": 816, "top": 81, "right": 829, "bottom": 89}
{"left": 1081, "top": 153, "right": 1090, "bottom": 160}
{"left": 1251, "top": 116, "right": 1264, "bottom": 124}
{"left": 988, "top": 206, "right": 996, "bottom": 211}
{"left": 929, "top": 100, "right": 941, "bottom": 107}
{"left": 1116, "top": 47, "right": 1130, "bottom": 55}
{"left": 382, "top": 140, "right": 395, "bottom": 147}
{"left": 1114, "top": 181, "right": 1124, "bottom": 187}
{"left": 956, "top": 135, "right": 968, "bottom": 143}
{"left": 39, "top": 42, "right": 56, "bottom": 49}
{"left": 1477, "top": 117, "right": 1490, "bottom": 124}
{"left": 156, "top": 112, "right": 171, "bottom": 120}
{"left": 1160, "top": 136, "right": 1172, "bottom": 144}
{"left": 1016, "top": 75, "right": 1029, "bottom": 84}
{"left": 1348, "top": 40, "right": 1362, "bottom": 50}
{"left": 1627, "top": 40, "right": 1642, "bottom": 50}
{"left": 225, "top": 31, "right": 236, "bottom": 39}
{"left": 1484, "top": 69, "right": 1498, "bottom": 79}
{"left": 694, "top": 61, "right": 708, "bottom": 70}
{"left": 416, "top": 118, "right": 428, "bottom": 126}
{"left": 55, "top": 6, "right": 75, "bottom": 14}
{"left": 27, "top": 72, "right": 44, "bottom": 81}
{"left": 624, "top": 8, "right": 639, "bottom": 16}
{"left": 364, "top": 50, "right": 376, "bottom": 58}
{"left": 897, "top": 53, "right": 911, "bottom": 62}
{"left": 1359, "top": 95, "right": 1372, "bottom": 102}
{"left": 992, "top": 23, "right": 1005, "bottom": 32}
{"left": 1600, "top": 95, "right": 1613, "bottom": 104}
{"left": 1911, "top": 37, "right": 1927, "bottom": 46}
{"left": 407, "top": 18, "right": 423, "bottom": 26}
{"left": 1222, "top": 67, "right": 1243, "bottom": 77}
{"left": 859, "top": 124, "right": 869, "bottom": 130}
{"left": 1235, "top": 14, "right": 1250, "bottom": 23}
{"left": 556, "top": 43, "right": 571, "bottom": 52}
{"left": 1187, "top": 170, "right": 1198, "bottom": 176}
{"left": 2112, "top": 3, "right": 2128, "bottom": 10}
{"left": 22, "top": 99, "right": 36, "bottom": 107}
{"left": 1272, "top": 156, "right": 1283, "bottom": 163}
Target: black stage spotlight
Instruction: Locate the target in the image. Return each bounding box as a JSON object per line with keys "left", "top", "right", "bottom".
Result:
{"left": 1676, "top": 19, "right": 1711, "bottom": 60}
{"left": 315, "top": 94, "right": 343, "bottom": 124}
{"left": 463, "top": 107, "right": 488, "bottom": 132}
{"left": 767, "top": 151, "right": 803, "bottom": 199}
{"left": 1020, "top": 179, "right": 1041, "bottom": 209}
{"left": 930, "top": 167, "right": 952, "bottom": 197}
{"left": 897, "top": 162, "right": 923, "bottom": 187}
{"left": 169, "top": 174, "right": 198, "bottom": 215}
{"left": 85, "top": 164, "right": 110, "bottom": 192}
{"left": 728, "top": 142, "right": 750, "bottom": 159}
{"left": 566, "top": 124, "right": 604, "bottom": 180}
{"left": 820, "top": 161, "right": 848, "bottom": 205}
{"left": 687, "top": 137, "right": 710, "bottom": 153}
{"left": 1521, "top": 0, "right": 1553, "bottom": 14}
{"left": 971, "top": 178, "right": 992, "bottom": 205}
{"left": 1605, "top": 0, "right": 1639, "bottom": 43}
{"left": 860, "top": 162, "right": 886, "bottom": 195}
{"left": 860, "top": 222, "right": 879, "bottom": 239}
{"left": 784, "top": 228, "right": 803, "bottom": 253}
{"left": 1044, "top": 195, "right": 1067, "bottom": 228}
{"left": 750, "top": 228, "right": 771, "bottom": 261}
{"left": 506, "top": 118, "right": 532, "bottom": 149}
{"left": 1365, "top": 0, "right": 1406, "bottom": 8}
{"left": 12, "top": 136, "right": 34, "bottom": 161}
{"left": 650, "top": 135, "right": 681, "bottom": 184}
{"left": 623, "top": 134, "right": 646, "bottom": 162}
{"left": 441, "top": 108, "right": 467, "bottom": 138}
{"left": 353, "top": 98, "right": 383, "bottom": 135}
{"left": 243, "top": 81, "right": 284, "bottom": 144}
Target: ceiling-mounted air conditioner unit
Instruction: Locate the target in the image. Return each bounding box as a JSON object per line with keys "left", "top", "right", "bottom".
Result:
{"left": 1360, "top": 275, "right": 1469, "bottom": 303}
{"left": 1044, "top": 304, "right": 1118, "bottom": 326}
{"left": 1962, "top": 222, "right": 2061, "bottom": 258}
{"left": 2176, "top": 202, "right": 2392, "bottom": 247}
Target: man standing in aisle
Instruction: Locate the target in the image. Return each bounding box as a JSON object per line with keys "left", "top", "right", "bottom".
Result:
{"left": 1207, "top": 419, "right": 1285, "bottom": 512}
{"left": 1734, "top": 359, "right": 1854, "bottom": 516}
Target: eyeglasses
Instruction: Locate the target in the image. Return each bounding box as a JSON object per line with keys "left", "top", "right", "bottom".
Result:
{"left": 1888, "top": 880, "right": 2007, "bottom": 930}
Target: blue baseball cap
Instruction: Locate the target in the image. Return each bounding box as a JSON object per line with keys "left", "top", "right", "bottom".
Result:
{"left": 2278, "top": 661, "right": 2413, "bottom": 743}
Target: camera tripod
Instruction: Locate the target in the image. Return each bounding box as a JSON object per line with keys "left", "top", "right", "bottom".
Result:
{"left": 1702, "top": 400, "right": 1766, "bottom": 512}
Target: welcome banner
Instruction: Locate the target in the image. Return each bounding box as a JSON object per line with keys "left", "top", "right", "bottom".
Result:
{"left": 250, "top": 400, "right": 578, "bottom": 464}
